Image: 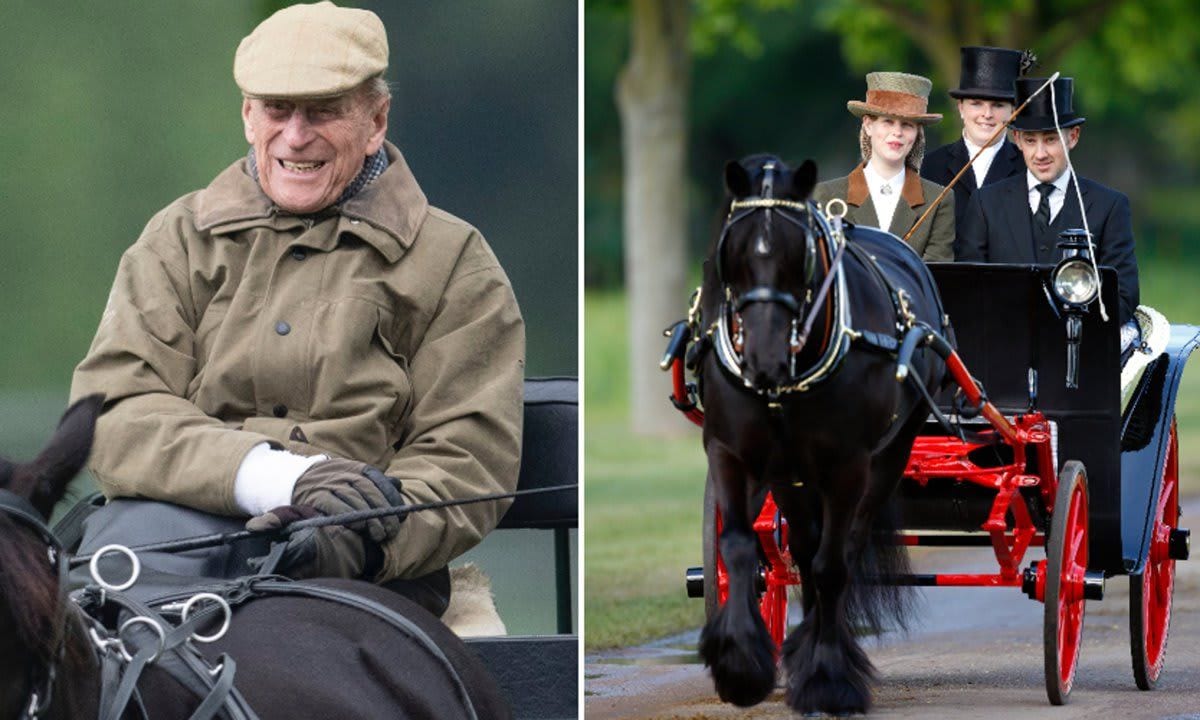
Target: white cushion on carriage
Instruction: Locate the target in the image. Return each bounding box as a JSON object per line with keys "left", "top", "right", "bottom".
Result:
{"left": 1121, "top": 305, "right": 1170, "bottom": 412}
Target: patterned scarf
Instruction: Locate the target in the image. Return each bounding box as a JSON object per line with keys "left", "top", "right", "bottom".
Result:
{"left": 246, "top": 147, "right": 390, "bottom": 209}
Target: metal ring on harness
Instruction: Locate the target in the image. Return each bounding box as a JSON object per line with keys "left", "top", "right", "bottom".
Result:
{"left": 181, "top": 592, "right": 233, "bottom": 644}
{"left": 89, "top": 543, "right": 140, "bottom": 592}
{"left": 117, "top": 616, "right": 166, "bottom": 664}
{"left": 823, "top": 198, "right": 847, "bottom": 220}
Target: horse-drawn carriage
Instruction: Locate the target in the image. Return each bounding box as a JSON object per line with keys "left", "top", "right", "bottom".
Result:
{"left": 664, "top": 156, "right": 1196, "bottom": 714}
{"left": 0, "top": 377, "right": 577, "bottom": 720}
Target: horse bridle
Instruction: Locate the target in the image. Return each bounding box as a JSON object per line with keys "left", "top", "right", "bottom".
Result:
{"left": 0, "top": 489, "right": 68, "bottom": 720}
{"left": 714, "top": 162, "right": 817, "bottom": 318}
{"left": 711, "top": 164, "right": 852, "bottom": 396}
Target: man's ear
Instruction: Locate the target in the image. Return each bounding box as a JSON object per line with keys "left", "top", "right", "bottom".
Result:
{"left": 365, "top": 96, "right": 390, "bottom": 156}
{"left": 1067, "top": 125, "right": 1081, "bottom": 149}
{"left": 242, "top": 98, "right": 256, "bottom": 145}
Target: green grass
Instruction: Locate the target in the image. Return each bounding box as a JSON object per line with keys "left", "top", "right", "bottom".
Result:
{"left": 584, "top": 257, "right": 1200, "bottom": 651}
{"left": 584, "top": 291, "right": 708, "bottom": 650}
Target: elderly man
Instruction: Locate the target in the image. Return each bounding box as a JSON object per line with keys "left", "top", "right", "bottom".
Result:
{"left": 69, "top": 2, "right": 524, "bottom": 613}
{"left": 920, "top": 46, "right": 1028, "bottom": 243}
{"left": 958, "top": 76, "right": 1139, "bottom": 327}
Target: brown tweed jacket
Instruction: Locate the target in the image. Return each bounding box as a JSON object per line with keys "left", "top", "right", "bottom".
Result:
{"left": 811, "top": 163, "right": 954, "bottom": 262}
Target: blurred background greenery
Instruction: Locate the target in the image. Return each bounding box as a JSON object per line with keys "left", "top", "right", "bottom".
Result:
{"left": 0, "top": 0, "right": 576, "bottom": 635}
{"left": 584, "top": 0, "right": 1200, "bottom": 649}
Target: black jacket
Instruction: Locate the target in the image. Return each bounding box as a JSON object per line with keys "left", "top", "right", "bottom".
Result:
{"left": 958, "top": 173, "right": 1140, "bottom": 324}
{"left": 921, "top": 138, "right": 1025, "bottom": 236}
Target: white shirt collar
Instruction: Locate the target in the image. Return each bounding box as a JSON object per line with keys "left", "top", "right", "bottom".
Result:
{"left": 863, "top": 163, "right": 905, "bottom": 194}
{"left": 1026, "top": 169, "right": 1070, "bottom": 194}
{"left": 963, "top": 132, "right": 1004, "bottom": 188}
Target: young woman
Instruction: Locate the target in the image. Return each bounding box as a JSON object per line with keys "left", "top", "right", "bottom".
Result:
{"left": 812, "top": 71, "right": 954, "bottom": 261}
{"left": 921, "top": 46, "right": 1028, "bottom": 237}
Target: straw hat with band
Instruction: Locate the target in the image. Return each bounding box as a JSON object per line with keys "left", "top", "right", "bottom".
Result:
{"left": 234, "top": 1, "right": 388, "bottom": 99}
{"left": 847, "top": 72, "right": 942, "bottom": 126}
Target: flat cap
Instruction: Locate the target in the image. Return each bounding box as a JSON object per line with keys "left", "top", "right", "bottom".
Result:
{"left": 234, "top": 1, "right": 387, "bottom": 99}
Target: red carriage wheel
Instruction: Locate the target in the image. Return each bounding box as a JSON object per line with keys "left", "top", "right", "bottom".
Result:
{"left": 1044, "top": 460, "right": 1089, "bottom": 705}
{"left": 702, "top": 471, "right": 724, "bottom": 621}
{"left": 1130, "top": 419, "right": 1179, "bottom": 690}
{"left": 702, "top": 473, "right": 790, "bottom": 649}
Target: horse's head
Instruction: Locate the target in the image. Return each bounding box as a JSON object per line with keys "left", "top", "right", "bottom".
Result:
{"left": 717, "top": 155, "right": 819, "bottom": 393}
{"left": 0, "top": 395, "right": 101, "bottom": 718}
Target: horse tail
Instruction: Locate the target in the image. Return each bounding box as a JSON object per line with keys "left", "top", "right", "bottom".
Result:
{"left": 845, "top": 493, "right": 917, "bottom": 637}
{"left": 844, "top": 407, "right": 926, "bottom": 637}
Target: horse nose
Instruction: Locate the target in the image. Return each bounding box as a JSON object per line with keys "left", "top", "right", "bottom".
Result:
{"left": 749, "top": 361, "right": 788, "bottom": 392}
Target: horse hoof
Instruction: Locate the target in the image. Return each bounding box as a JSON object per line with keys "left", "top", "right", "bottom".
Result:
{"left": 699, "top": 614, "right": 776, "bottom": 707}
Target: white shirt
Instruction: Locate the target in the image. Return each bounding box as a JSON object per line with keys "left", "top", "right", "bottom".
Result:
{"left": 234, "top": 443, "right": 326, "bottom": 516}
{"left": 1026, "top": 169, "right": 1070, "bottom": 223}
{"left": 963, "top": 133, "right": 1004, "bottom": 188}
{"left": 863, "top": 163, "right": 905, "bottom": 232}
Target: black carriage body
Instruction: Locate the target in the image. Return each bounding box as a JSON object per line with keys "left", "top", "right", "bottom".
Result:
{"left": 920, "top": 263, "right": 1125, "bottom": 574}
{"left": 1120, "top": 324, "right": 1199, "bottom": 574}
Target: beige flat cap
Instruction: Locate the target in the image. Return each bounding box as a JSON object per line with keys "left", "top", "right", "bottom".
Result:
{"left": 235, "top": 1, "right": 387, "bottom": 99}
{"left": 847, "top": 71, "right": 942, "bottom": 125}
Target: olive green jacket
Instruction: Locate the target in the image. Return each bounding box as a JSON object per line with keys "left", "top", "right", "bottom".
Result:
{"left": 811, "top": 163, "right": 954, "bottom": 262}
{"left": 70, "top": 142, "right": 525, "bottom": 580}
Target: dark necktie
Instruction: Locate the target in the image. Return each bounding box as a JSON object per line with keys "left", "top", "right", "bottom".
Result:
{"left": 1032, "top": 182, "right": 1056, "bottom": 239}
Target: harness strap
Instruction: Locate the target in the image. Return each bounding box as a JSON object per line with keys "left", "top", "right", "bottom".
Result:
{"left": 852, "top": 329, "right": 900, "bottom": 354}
{"left": 83, "top": 588, "right": 261, "bottom": 720}
{"left": 188, "top": 655, "right": 240, "bottom": 720}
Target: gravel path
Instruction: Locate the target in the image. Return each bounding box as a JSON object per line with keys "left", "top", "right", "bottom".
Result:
{"left": 585, "top": 499, "right": 1200, "bottom": 719}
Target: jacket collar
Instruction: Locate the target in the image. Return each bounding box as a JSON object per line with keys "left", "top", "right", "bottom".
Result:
{"left": 193, "top": 141, "right": 427, "bottom": 263}
{"left": 846, "top": 162, "right": 925, "bottom": 208}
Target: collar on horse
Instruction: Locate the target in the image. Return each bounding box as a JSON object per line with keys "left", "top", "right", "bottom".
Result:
{"left": 0, "top": 489, "right": 67, "bottom": 720}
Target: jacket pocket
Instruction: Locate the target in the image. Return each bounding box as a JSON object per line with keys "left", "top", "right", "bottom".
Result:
{"left": 374, "top": 309, "right": 414, "bottom": 437}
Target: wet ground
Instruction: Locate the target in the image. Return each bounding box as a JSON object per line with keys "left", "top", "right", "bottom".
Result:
{"left": 585, "top": 499, "right": 1200, "bottom": 719}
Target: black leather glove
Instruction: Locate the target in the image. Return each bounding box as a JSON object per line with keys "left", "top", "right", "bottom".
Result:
{"left": 291, "top": 458, "right": 407, "bottom": 544}
{"left": 246, "top": 505, "right": 370, "bottom": 580}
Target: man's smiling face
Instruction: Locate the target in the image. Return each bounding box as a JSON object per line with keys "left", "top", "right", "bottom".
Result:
{"left": 242, "top": 89, "right": 388, "bottom": 214}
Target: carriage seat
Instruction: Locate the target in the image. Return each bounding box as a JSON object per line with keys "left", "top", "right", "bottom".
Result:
{"left": 1121, "top": 305, "right": 1170, "bottom": 412}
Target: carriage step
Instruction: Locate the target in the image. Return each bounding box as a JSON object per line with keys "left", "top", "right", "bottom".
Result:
{"left": 1171, "top": 528, "right": 1190, "bottom": 560}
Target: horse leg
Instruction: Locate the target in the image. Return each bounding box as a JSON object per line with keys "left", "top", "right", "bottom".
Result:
{"left": 782, "top": 456, "right": 875, "bottom": 716}
{"left": 698, "top": 446, "right": 777, "bottom": 707}
{"left": 776, "top": 484, "right": 820, "bottom": 621}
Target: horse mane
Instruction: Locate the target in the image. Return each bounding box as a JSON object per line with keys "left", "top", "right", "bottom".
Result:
{"left": 0, "top": 514, "right": 61, "bottom": 664}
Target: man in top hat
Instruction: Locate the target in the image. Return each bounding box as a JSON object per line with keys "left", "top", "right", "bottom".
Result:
{"left": 812, "top": 71, "right": 955, "bottom": 261}
{"left": 69, "top": 2, "right": 524, "bottom": 614}
{"left": 921, "top": 47, "right": 1028, "bottom": 243}
{"left": 958, "top": 77, "right": 1139, "bottom": 326}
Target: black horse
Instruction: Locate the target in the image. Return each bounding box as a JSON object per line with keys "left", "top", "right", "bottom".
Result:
{"left": 696, "top": 155, "right": 949, "bottom": 715}
{"left": 0, "top": 396, "right": 510, "bottom": 720}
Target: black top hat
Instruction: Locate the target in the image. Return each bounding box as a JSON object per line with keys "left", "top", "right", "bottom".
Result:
{"left": 948, "top": 46, "right": 1023, "bottom": 101}
{"left": 1010, "top": 77, "right": 1086, "bottom": 132}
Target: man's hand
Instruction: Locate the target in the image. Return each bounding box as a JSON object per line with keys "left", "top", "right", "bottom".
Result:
{"left": 291, "top": 458, "right": 407, "bottom": 544}
{"left": 246, "top": 504, "right": 370, "bottom": 579}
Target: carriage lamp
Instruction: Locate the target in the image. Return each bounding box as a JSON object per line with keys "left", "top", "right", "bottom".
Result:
{"left": 1050, "top": 230, "right": 1099, "bottom": 309}
{"left": 1051, "top": 230, "right": 1099, "bottom": 389}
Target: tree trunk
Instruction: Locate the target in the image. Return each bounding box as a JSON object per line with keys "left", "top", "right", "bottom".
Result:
{"left": 616, "top": 0, "right": 692, "bottom": 435}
